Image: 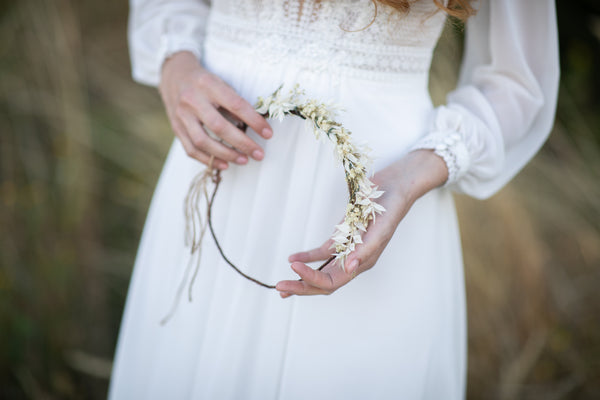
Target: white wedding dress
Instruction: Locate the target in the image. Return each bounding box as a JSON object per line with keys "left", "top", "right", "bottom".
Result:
{"left": 109, "top": 1, "right": 559, "bottom": 399}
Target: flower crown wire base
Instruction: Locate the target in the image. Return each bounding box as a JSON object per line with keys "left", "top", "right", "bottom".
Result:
{"left": 206, "top": 172, "right": 337, "bottom": 291}
{"left": 160, "top": 84, "right": 384, "bottom": 325}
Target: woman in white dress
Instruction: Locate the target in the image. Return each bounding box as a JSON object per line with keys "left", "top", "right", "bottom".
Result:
{"left": 109, "top": 1, "right": 559, "bottom": 399}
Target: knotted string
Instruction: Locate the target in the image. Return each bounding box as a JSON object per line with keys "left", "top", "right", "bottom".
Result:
{"left": 160, "top": 156, "right": 218, "bottom": 325}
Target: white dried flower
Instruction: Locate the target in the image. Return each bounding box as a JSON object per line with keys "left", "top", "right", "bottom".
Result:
{"left": 254, "top": 84, "right": 386, "bottom": 270}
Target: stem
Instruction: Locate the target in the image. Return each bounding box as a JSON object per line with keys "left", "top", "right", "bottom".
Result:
{"left": 207, "top": 172, "right": 276, "bottom": 289}
{"left": 207, "top": 171, "right": 336, "bottom": 289}
{"left": 318, "top": 256, "right": 336, "bottom": 271}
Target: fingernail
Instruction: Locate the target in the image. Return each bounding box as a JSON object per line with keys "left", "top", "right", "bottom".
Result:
{"left": 347, "top": 259, "right": 359, "bottom": 274}
{"left": 262, "top": 128, "right": 273, "bottom": 139}
{"left": 235, "top": 156, "right": 247, "bottom": 164}
{"left": 218, "top": 162, "right": 229, "bottom": 170}
{"left": 252, "top": 149, "right": 264, "bottom": 160}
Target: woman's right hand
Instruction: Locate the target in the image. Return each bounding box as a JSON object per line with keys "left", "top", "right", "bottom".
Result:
{"left": 159, "top": 51, "right": 273, "bottom": 170}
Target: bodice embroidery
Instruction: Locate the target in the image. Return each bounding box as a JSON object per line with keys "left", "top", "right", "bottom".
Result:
{"left": 205, "top": 0, "right": 446, "bottom": 79}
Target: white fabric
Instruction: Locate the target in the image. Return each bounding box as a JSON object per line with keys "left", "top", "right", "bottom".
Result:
{"left": 111, "top": 1, "right": 559, "bottom": 399}
{"left": 412, "top": 1, "right": 559, "bottom": 198}
{"left": 128, "top": 0, "right": 210, "bottom": 85}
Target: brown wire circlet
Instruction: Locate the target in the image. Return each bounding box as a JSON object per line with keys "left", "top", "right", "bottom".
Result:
{"left": 204, "top": 108, "right": 336, "bottom": 289}
{"left": 201, "top": 103, "right": 373, "bottom": 288}
{"left": 206, "top": 165, "right": 336, "bottom": 290}
{"left": 160, "top": 110, "right": 335, "bottom": 326}
{"left": 160, "top": 85, "right": 386, "bottom": 325}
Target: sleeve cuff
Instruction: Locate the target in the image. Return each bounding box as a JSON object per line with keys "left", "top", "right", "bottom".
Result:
{"left": 410, "top": 131, "right": 470, "bottom": 186}
{"left": 159, "top": 34, "right": 203, "bottom": 66}
{"left": 131, "top": 34, "right": 204, "bottom": 87}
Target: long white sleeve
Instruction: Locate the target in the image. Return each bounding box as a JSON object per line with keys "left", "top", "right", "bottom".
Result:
{"left": 128, "top": 0, "right": 210, "bottom": 87}
{"left": 413, "top": 1, "right": 559, "bottom": 199}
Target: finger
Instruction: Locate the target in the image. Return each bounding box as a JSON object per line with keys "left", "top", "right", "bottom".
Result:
{"left": 218, "top": 107, "right": 247, "bottom": 131}
{"left": 276, "top": 279, "right": 329, "bottom": 296}
{"left": 194, "top": 100, "right": 265, "bottom": 161}
{"left": 276, "top": 262, "right": 333, "bottom": 294}
{"left": 276, "top": 261, "right": 358, "bottom": 296}
{"left": 179, "top": 109, "right": 248, "bottom": 165}
{"left": 291, "top": 262, "right": 343, "bottom": 293}
{"left": 342, "top": 212, "right": 397, "bottom": 274}
{"left": 278, "top": 261, "right": 359, "bottom": 296}
{"left": 298, "top": 261, "right": 356, "bottom": 290}
{"left": 288, "top": 242, "right": 332, "bottom": 263}
{"left": 173, "top": 119, "right": 229, "bottom": 169}
{"left": 208, "top": 80, "right": 273, "bottom": 139}
{"left": 344, "top": 258, "right": 361, "bottom": 274}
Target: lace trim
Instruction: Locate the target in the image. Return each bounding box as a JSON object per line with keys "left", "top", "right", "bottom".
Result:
{"left": 205, "top": 12, "right": 435, "bottom": 80}
{"left": 410, "top": 131, "right": 470, "bottom": 185}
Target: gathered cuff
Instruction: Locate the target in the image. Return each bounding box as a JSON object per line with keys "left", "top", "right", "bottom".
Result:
{"left": 131, "top": 34, "right": 204, "bottom": 87}
{"left": 159, "top": 34, "right": 203, "bottom": 67}
{"left": 410, "top": 130, "right": 470, "bottom": 186}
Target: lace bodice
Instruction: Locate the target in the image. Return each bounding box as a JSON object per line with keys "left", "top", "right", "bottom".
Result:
{"left": 205, "top": 0, "right": 446, "bottom": 78}
{"left": 207, "top": 0, "right": 445, "bottom": 73}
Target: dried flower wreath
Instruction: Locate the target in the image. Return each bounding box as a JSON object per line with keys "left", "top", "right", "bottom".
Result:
{"left": 161, "top": 85, "right": 385, "bottom": 324}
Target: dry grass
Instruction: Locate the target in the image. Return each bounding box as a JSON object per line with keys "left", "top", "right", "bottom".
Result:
{"left": 0, "top": 1, "right": 599, "bottom": 399}
{"left": 433, "top": 21, "right": 600, "bottom": 400}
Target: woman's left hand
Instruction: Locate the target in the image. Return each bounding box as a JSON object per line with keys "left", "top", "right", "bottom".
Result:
{"left": 275, "top": 149, "right": 449, "bottom": 298}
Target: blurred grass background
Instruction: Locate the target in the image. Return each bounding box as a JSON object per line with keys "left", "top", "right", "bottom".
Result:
{"left": 0, "top": 0, "right": 599, "bottom": 399}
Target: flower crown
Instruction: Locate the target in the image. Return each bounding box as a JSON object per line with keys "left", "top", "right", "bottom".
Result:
{"left": 162, "top": 85, "right": 385, "bottom": 324}
{"left": 255, "top": 85, "right": 385, "bottom": 267}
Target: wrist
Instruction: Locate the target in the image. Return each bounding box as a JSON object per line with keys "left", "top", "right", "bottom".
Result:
{"left": 394, "top": 150, "right": 449, "bottom": 204}
{"left": 160, "top": 51, "right": 202, "bottom": 86}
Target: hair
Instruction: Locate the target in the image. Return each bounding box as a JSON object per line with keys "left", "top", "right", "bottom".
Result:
{"left": 377, "top": 0, "right": 476, "bottom": 21}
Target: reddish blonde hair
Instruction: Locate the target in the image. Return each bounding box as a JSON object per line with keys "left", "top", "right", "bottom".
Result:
{"left": 378, "top": 0, "right": 476, "bottom": 21}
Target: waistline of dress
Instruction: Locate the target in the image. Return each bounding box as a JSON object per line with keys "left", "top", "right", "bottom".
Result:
{"left": 204, "top": 11, "right": 434, "bottom": 83}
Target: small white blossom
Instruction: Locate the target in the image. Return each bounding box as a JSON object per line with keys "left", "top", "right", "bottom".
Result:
{"left": 255, "top": 96, "right": 271, "bottom": 114}
{"left": 254, "top": 84, "right": 386, "bottom": 269}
